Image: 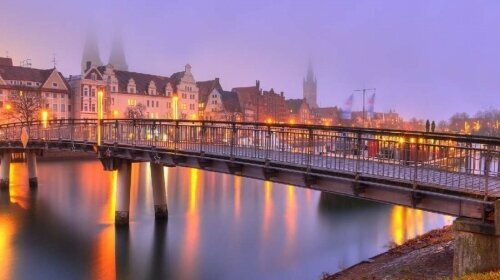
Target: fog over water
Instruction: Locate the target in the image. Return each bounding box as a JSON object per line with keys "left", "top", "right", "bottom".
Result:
{"left": 0, "top": 0, "right": 499, "bottom": 120}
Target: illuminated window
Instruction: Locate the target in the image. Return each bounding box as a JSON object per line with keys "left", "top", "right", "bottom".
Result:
{"left": 181, "top": 103, "right": 187, "bottom": 110}
{"left": 52, "top": 82, "right": 58, "bottom": 88}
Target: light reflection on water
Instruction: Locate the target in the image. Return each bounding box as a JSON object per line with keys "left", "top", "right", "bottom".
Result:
{"left": 0, "top": 160, "right": 452, "bottom": 280}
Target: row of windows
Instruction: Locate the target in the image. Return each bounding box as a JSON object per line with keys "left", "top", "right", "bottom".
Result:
{"left": 83, "top": 87, "right": 97, "bottom": 97}
{"left": 147, "top": 100, "right": 160, "bottom": 108}
{"left": 46, "top": 103, "right": 70, "bottom": 112}
{"left": 181, "top": 93, "right": 196, "bottom": 100}
{"left": 45, "top": 92, "right": 67, "bottom": 99}
{"left": 180, "top": 103, "right": 196, "bottom": 110}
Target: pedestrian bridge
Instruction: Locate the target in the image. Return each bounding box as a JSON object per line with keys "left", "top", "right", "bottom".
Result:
{"left": 0, "top": 119, "right": 499, "bottom": 220}
{"left": 1, "top": 119, "right": 499, "bottom": 275}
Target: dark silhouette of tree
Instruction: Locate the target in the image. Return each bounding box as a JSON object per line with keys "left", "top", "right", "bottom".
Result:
{"left": 2, "top": 90, "right": 44, "bottom": 124}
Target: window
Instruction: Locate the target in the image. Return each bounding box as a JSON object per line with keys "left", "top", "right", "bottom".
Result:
{"left": 190, "top": 94, "right": 194, "bottom": 100}
{"left": 83, "top": 87, "right": 89, "bottom": 97}
{"left": 166, "top": 102, "right": 171, "bottom": 109}
{"left": 91, "top": 73, "right": 97, "bottom": 81}
{"left": 27, "top": 82, "right": 32, "bottom": 86}
{"left": 111, "top": 98, "right": 115, "bottom": 105}
{"left": 127, "top": 99, "right": 137, "bottom": 106}
{"left": 156, "top": 101, "right": 159, "bottom": 107}
{"left": 128, "top": 87, "right": 135, "bottom": 93}
{"left": 147, "top": 100, "right": 150, "bottom": 107}
{"left": 53, "top": 104, "right": 58, "bottom": 111}
{"left": 61, "top": 104, "right": 66, "bottom": 112}
{"left": 182, "top": 93, "right": 187, "bottom": 99}
{"left": 112, "top": 86, "right": 116, "bottom": 92}
{"left": 68, "top": 105, "right": 71, "bottom": 112}
{"left": 166, "top": 91, "right": 171, "bottom": 97}
{"left": 189, "top": 104, "right": 195, "bottom": 110}
{"left": 45, "top": 103, "right": 49, "bottom": 109}
{"left": 53, "top": 93, "right": 57, "bottom": 98}
{"left": 91, "top": 104, "right": 96, "bottom": 112}
{"left": 52, "top": 82, "right": 58, "bottom": 88}
{"left": 84, "top": 104, "right": 88, "bottom": 112}
{"left": 181, "top": 103, "right": 187, "bottom": 110}
{"left": 91, "top": 88, "right": 96, "bottom": 97}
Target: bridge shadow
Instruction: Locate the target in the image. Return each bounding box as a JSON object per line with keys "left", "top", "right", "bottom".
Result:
{"left": 114, "top": 220, "right": 171, "bottom": 279}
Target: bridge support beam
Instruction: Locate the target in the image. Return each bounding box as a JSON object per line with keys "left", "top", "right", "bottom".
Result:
{"left": 0, "top": 152, "right": 11, "bottom": 189}
{"left": 27, "top": 152, "right": 38, "bottom": 188}
{"left": 115, "top": 160, "right": 132, "bottom": 225}
{"left": 150, "top": 163, "right": 168, "bottom": 220}
{"left": 453, "top": 215, "right": 500, "bottom": 276}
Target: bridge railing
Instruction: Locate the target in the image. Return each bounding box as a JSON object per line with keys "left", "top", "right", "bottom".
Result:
{"left": 1, "top": 119, "right": 499, "bottom": 199}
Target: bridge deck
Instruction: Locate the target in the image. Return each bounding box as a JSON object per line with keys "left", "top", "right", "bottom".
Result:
{"left": 1, "top": 119, "right": 499, "bottom": 218}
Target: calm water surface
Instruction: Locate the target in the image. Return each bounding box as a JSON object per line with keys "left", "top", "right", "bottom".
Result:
{"left": 0, "top": 160, "right": 453, "bottom": 280}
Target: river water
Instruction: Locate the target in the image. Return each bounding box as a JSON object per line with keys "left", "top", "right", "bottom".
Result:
{"left": 0, "top": 160, "right": 453, "bottom": 280}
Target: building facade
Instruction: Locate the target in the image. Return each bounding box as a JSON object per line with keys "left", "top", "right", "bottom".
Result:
{"left": 286, "top": 99, "right": 314, "bottom": 124}
{"left": 0, "top": 57, "right": 71, "bottom": 123}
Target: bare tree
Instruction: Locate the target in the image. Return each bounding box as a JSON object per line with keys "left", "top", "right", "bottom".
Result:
{"left": 3, "top": 90, "right": 44, "bottom": 124}
{"left": 125, "top": 103, "right": 146, "bottom": 119}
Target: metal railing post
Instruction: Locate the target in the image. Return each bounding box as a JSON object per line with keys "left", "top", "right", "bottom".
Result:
{"left": 307, "top": 128, "right": 313, "bottom": 170}
{"left": 174, "top": 120, "right": 179, "bottom": 153}
{"left": 230, "top": 123, "right": 236, "bottom": 160}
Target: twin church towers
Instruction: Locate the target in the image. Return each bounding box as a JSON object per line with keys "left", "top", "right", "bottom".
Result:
{"left": 82, "top": 29, "right": 318, "bottom": 108}
{"left": 81, "top": 30, "right": 128, "bottom": 73}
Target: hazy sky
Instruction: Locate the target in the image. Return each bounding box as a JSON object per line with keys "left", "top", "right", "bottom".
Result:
{"left": 1, "top": 0, "right": 499, "bottom": 121}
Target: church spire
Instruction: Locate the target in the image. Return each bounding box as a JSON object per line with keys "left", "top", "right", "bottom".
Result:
{"left": 81, "top": 28, "right": 102, "bottom": 74}
{"left": 108, "top": 32, "right": 128, "bottom": 71}
{"left": 303, "top": 62, "right": 318, "bottom": 108}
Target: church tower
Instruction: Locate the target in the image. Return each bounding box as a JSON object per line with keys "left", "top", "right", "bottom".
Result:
{"left": 81, "top": 29, "right": 102, "bottom": 73}
{"left": 108, "top": 33, "right": 128, "bottom": 71}
{"left": 303, "top": 63, "right": 318, "bottom": 108}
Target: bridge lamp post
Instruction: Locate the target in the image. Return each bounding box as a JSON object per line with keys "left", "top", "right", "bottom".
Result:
{"left": 41, "top": 110, "right": 48, "bottom": 129}
{"left": 97, "top": 90, "right": 104, "bottom": 145}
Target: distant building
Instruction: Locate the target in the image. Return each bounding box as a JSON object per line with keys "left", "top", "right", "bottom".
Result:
{"left": 286, "top": 98, "right": 314, "bottom": 124}
{"left": 314, "top": 106, "right": 341, "bottom": 126}
{"left": 261, "top": 88, "right": 288, "bottom": 123}
{"left": 303, "top": 63, "right": 318, "bottom": 108}
{"left": 232, "top": 81, "right": 262, "bottom": 122}
{"left": 0, "top": 57, "right": 71, "bottom": 122}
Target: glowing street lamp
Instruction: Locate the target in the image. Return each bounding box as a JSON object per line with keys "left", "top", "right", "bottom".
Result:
{"left": 97, "top": 90, "right": 104, "bottom": 145}
{"left": 172, "top": 95, "right": 179, "bottom": 120}
{"left": 41, "top": 110, "right": 48, "bottom": 128}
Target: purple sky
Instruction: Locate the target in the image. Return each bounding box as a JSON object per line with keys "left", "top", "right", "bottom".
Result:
{"left": 1, "top": 0, "right": 499, "bottom": 121}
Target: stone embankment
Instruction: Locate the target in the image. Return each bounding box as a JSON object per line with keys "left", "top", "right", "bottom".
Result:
{"left": 323, "top": 226, "right": 499, "bottom": 280}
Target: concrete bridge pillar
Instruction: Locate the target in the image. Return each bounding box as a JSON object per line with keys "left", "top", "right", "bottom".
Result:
{"left": 0, "top": 153, "right": 11, "bottom": 189}
{"left": 26, "top": 152, "right": 38, "bottom": 188}
{"left": 453, "top": 202, "right": 500, "bottom": 276}
{"left": 150, "top": 163, "right": 168, "bottom": 220}
{"left": 115, "top": 160, "right": 132, "bottom": 225}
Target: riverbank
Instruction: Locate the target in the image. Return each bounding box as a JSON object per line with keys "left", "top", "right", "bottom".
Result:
{"left": 323, "top": 225, "right": 499, "bottom": 279}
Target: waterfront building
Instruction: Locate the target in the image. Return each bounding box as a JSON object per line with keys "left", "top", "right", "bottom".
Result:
{"left": 197, "top": 78, "right": 242, "bottom": 121}
{"left": 261, "top": 89, "right": 288, "bottom": 123}
{"left": 67, "top": 63, "right": 107, "bottom": 119}
{"left": 232, "top": 80, "right": 262, "bottom": 122}
{"left": 314, "top": 106, "right": 341, "bottom": 126}
{"left": 0, "top": 57, "right": 71, "bottom": 122}
{"left": 286, "top": 98, "right": 314, "bottom": 124}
